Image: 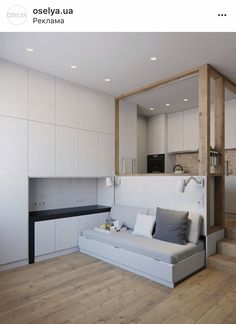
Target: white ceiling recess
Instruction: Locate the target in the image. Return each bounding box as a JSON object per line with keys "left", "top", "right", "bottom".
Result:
{"left": 0, "top": 32, "right": 236, "bottom": 98}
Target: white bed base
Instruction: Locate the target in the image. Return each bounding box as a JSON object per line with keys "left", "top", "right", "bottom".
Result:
{"left": 79, "top": 236, "right": 206, "bottom": 288}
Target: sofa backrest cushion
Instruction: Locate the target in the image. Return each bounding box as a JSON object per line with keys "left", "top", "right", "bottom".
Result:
{"left": 111, "top": 205, "right": 148, "bottom": 229}
{"left": 186, "top": 212, "right": 203, "bottom": 244}
{"left": 153, "top": 207, "right": 189, "bottom": 245}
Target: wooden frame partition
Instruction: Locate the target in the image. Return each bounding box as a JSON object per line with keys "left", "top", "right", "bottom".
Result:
{"left": 115, "top": 63, "right": 236, "bottom": 235}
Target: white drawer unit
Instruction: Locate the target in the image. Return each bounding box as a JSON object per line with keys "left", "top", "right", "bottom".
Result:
{"left": 35, "top": 220, "right": 56, "bottom": 257}
{"left": 56, "top": 217, "right": 78, "bottom": 251}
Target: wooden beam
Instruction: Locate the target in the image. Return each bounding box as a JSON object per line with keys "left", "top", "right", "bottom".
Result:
{"left": 198, "top": 64, "right": 210, "bottom": 176}
{"left": 116, "top": 66, "right": 199, "bottom": 100}
{"left": 115, "top": 99, "right": 120, "bottom": 175}
{"left": 209, "top": 64, "right": 236, "bottom": 95}
{"left": 214, "top": 78, "right": 225, "bottom": 228}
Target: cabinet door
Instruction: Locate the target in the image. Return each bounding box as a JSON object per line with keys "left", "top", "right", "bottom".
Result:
{"left": 29, "top": 121, "right": 55, "bottom": 177}
{"left": 148, "top": 114, "right": 165, "bottom": 154}
{"left": 77, "top": 87, "right": 98, "bottom": 131}
{"left": 78, "top": 129, "right": 98, "bottom": 176}
{"left": 78, "top": 214, "right": 98, "bottom": 237}
{"left": 56, "top": 79, "right": 77, "bottom": 128}
{"left": 29, "top": 70, "right": 55, "bottom": 124}
{"left": 0, "top": 117, "right": 28, "bottom": 265}
{"left": 168, "top": 112, "right": 184, "bottom": 152}
{"left": 35, "top": 220, "right": 56, "bottom": 256}
{"left": 56, "top": 217, "right": 78, "bottom": 251}
{"left": 225, "top": 100, "right": 236, "bottom": 149}
{"left": 56, "top": 126, "right": 77, "bottom": 176}
{"left": 98, "top": 94, "right": 115, "bottom": 134}
{"left": 0, "top": 60, "right": 27, "bottom": 119}
{"left": 98, "top": 133, "right": 115, "bottom": 176}
{"left": 183, "top": 109, "right": 199, "bottom": 151}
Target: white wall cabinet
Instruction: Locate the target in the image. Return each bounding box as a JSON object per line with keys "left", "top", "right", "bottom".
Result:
{"left": 77, "top": 87, "right": 98, "bottom": 131}
{"left": 98, "top": 94, "right": 115, "bottom": 135}
{"left": 0, "top": 60, "right": 28, "bottom": 119}
{"left": 56, "top": 126, "right": 77, "bottom": 176}
{"left": 148, "top": 114, "right": 165, "bottom": 155}
{"left": 56, "top": 79, "right": 77, "bottom": 128}
{"left": 98, "top": 133, "right": 115, "bottom": 176}
{"left": 35, "top": 220, "right": 56, "bottom": 256}
{"left": 29, "top": 70, "right": 55, "bottom": 124}
{"left": 168, "top": 111, "right": 184, "bottom": 152}
{"left": 55, "top": 217, "right": 78, "bottom": 251}
{"left": 183, "top": 108, "right": 199, "bottom": 151}
{"left": 78, "top": 129, "right": 98, "bottom": 176}
{"left": 29, "top": 121, "right": 55, "bottom": 177}
{"left": 168, "top": 109, "right": 198, "bottom": 153}
{"left": 0, "top": 117, "right": 28, "bottom": 265}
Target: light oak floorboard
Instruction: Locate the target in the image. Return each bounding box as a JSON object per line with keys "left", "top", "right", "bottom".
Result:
{"left": 0, "top": 252, "right": 235, "bottom": 324}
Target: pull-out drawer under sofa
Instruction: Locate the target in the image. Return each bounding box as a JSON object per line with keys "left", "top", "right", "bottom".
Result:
{"left": 79, "top": 228, "right": 205, "bottom": 288}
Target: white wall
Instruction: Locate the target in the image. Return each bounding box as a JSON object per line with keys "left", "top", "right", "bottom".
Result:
{"left": 29, "top": 178, "right": 98, "bottom": 211}
{"left": 115, "top": 175, "right": 207, "bottom": 235}
{"left": 137, "top": 115, "right": 148, "bottom": 173}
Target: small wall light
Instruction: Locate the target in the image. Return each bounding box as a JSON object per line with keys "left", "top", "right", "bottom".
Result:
{"left": 176, "top": 177, "right": 204, "bottom": 193}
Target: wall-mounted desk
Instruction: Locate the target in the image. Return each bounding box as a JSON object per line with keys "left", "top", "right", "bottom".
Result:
{"left": 29, "top": 205, "right": 111, "bottom": 264}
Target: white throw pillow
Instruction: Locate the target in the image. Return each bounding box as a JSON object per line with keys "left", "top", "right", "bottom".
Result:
{"left": 132, "top": 213, "right": 156, "bottom": 238}
{"left": 186, "top": 212, "right": 203, "bottom": 244}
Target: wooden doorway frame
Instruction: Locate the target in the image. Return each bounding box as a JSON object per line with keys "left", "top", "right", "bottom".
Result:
{"left": 115, "top": 63, "right": 236, "bottom": 234}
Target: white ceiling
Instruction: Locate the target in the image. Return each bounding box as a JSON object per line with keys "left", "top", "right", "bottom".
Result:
{"left": 0, "top": 32, "right": 235, "bottom": 115}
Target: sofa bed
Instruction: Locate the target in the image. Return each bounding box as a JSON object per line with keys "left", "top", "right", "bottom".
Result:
{"left": 79, "top": 205, "right": 205, "bottom": 288}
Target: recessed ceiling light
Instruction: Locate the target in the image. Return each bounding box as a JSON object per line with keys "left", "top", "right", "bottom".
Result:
{"left": 184, "top": 98, "right": 189, "bottom": 102}
{"left": 105, "top": 78, "right": 111, "bottom": 82}
{"left": 165, "top": 103, "right": 170, "bottom": 107}
{"left": 150, "top": 107, "right": 154, "bottom": 111}
{"left": 26, "top": 48, "right": 34, "bottom": 53}
{"left": 70, "top": 65, "right": 77, "bottom": 69}
{"left": 150, "top": 56, "right": 157, "bottom": 61}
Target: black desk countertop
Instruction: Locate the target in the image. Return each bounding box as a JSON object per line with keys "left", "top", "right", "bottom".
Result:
{"left": 29, "top": 205, "right": 111, "bottom": 222}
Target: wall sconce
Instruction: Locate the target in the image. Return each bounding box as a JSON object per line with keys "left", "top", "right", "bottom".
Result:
{"left": 176, "top": 177, "right": 204, "bottom": 193}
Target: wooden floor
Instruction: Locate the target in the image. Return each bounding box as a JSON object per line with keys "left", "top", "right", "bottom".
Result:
{"left": 0, "top": 252, "right": 236, "bottom": 324}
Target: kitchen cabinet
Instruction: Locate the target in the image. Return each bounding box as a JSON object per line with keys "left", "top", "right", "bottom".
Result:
{"left": 78, "top": 129, "right": 98, "bottom": 176}
{"left": 0, "top": 117, "right": 28, "bottom": 265}
{"left": 56, "top": 126, "right": 77, "bottom": 176}
{"left": 168, "top": 111, "right": 184, "bottom": 152}
{"left": 29, "top": 121, "right": 55, "bottom": 177}
{"left": 77, "top": 87, "right": 98, "bottom": 131}
{"left": 56, "top": 79, "right": 77, "bottom": 128}
{"left": 168, "top": 109, "right": 198, "bottom": 153}
{"left": 56, "top": 217, "right": 78, "bottom": 251}
{"left": 35, "top": 220, "right": 56, "bottom": 256}
{"left": 0, "top": 60, "right": 27, "bottom": 119}
{"left": 225, "top": 99, "right": 236, "bottom": 149}
{"left": 98, "top": 133, "right": 115, "bottom": 176}
{"left": 29, "top": 70, "right": 55, "bottom": 124}
{"left": 119, "top": 100, "right": 137, "bottom": 174}
{"left": 183, "top": 108, "right": 198, "bottom": 151}
{"left": 98, "top": 94, "right": 115, "bottom": 135}
{"left": 148, "top": 114, "right": 165, "bottom": 155}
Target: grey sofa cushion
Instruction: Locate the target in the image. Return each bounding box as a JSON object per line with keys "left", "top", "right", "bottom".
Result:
{"left": 186, "top": 212, "right": 203, "bottom": 244}
{"left": 153, "top": 207, "right": 189, "bottom": 245}
{"left": 82, "top": 229, "right": 204, "bottom": 264}
{"left": 110, "top": 205, "right": 148, "bottom": 229}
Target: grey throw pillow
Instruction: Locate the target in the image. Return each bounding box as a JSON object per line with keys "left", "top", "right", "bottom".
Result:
{"left": 153, "top": 207, "right": 189, "bottom": 245}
